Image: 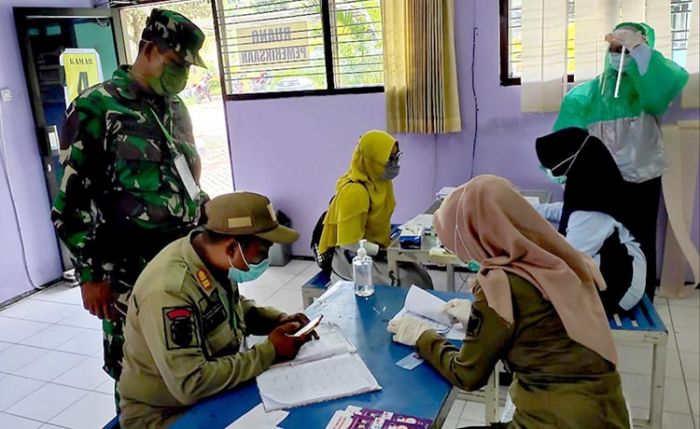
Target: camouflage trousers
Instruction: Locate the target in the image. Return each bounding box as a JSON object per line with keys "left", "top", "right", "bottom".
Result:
{"left": 103, "top": 291, "right": 130, "bottom": 412}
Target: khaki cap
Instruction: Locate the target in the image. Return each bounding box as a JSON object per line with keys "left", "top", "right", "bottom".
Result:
{"left": 205, "top": 192, "right": 299, "bottom": 244}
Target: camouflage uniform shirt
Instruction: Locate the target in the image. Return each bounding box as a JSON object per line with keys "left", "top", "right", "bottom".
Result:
{"left": 52, "top": 65, "right": 207, "bottom": 291}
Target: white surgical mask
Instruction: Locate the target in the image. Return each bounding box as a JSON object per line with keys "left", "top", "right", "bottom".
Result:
{"left": 609, "top": 52, "right": 631, "bottom": 71}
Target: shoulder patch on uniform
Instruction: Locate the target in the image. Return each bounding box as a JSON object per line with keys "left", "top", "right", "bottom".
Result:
{"left": 163, "top": 262, "right": 189, "bottom": 293}
{"left": 163, "top": 306, "right": 199, "bottom": 350}
{"left": 196, "top": 269, "right": 214, "bottom": 294}
{"left": 466, "top": 308, "right": 483, "bottom": 338}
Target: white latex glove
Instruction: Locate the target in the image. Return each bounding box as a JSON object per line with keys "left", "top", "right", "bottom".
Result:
{"left": 442, "top": 299, "right": 472, "bottom": 327}
{"left": 606, "top": 29, "right": 645, "bottom": 52}
{"left": 387, "top": 318, "right": 432, "bottom": 346}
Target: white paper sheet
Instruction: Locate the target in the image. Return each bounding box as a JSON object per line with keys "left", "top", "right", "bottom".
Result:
{"left": 404, "top": 286, "right": 453, "bottom": 326}
{"left": 271, "top": 324, "right": 356, "bottom": 368}
{"left": 390, "top": 286, "right": 468, "bottom": 340}
{"left": 500, "top": 392, "right": 516, "bottom": 423}
{"left": 445, "top": 323, "right": 466, "bottom": 340}
{"left": 225, "top": 403, "right": 287, "bottom": 429}
{"left": 258, "top": 353, "right": 381, "bottom": 411}
{"left": 437, "top": 186, "right": 457, "bottom": 199}
{"left": 325, "top": 410, "right": 355, "bottom": 429}
{"left": 400, "top": 214, "right": 434, "bottom": 231}
{"left": 524, "top": 196, "right": 540, "bottom": 205}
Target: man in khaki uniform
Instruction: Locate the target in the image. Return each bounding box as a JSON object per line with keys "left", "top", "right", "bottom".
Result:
{"left": 119, "top": 192, "right": 314, "bottom": 428}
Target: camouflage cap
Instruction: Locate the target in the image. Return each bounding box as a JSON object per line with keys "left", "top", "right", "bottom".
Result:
{"left": 141, "top": 9, "right": 206, "bottom": 68}
{"left": 205, "top": 192, "right": 299, "bottom": 245}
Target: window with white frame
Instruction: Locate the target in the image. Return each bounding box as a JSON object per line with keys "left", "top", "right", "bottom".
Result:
{"left": 501, "top": 0, "right": 694, "bottom": 85}
{"left": 213, "top": 0, "right": 384, "bottom": 99}
{"left": 672, "top": 0, "right": 693, "bottom": 66}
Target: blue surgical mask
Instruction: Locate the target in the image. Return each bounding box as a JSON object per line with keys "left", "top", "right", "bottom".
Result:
{"left": 540, "top": 165, "right": 567, "bottom": 185}
{"left": 227, "top": 242, "right": 270, "bottom": 283}
{"left": 539, "top": 135, "right": 591, "bottom": 185}
{"left": 453, "top": 219, "right": 483, "bottom": 273}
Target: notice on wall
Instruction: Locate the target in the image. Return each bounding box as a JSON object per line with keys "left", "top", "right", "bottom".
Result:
{"left": 60, "top": 48, "right": 104, "bottom": 106}
{"left": 235, "top": 21, "right": 309, "bottom": 70}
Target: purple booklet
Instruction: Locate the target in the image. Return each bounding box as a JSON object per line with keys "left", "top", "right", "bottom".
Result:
{"left": 345, "top": 407, "right": 432, "bottom": 429}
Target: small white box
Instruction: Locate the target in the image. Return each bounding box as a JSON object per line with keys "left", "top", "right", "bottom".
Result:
{"left": 1, "top": 88, "right": 12, "bottom": 102}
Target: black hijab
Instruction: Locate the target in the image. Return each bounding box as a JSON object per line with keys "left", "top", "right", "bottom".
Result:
{"left": 536, "top": 127, "right": 627, "bottom": 233}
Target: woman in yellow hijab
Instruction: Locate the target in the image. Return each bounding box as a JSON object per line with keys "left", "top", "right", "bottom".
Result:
{"left": 319, "top": 130, "right": 433, "bottom": 289}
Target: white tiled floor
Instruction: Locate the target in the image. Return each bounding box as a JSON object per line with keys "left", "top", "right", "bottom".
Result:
{"left": 0, "top": 260, "right": 698, "bottom": 428}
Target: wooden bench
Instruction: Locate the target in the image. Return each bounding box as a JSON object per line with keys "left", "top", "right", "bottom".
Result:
{"left": 478, "top": 295, "right": 668, "bottom": 428}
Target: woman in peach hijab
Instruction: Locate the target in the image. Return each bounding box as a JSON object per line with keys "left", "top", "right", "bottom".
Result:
{"left": 388, "top": 175, "right": 629, "bottom": 429}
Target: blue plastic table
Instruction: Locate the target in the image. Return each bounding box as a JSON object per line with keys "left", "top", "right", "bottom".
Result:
{"left": 171, "top": 284, "right": 470, "bottom": 429}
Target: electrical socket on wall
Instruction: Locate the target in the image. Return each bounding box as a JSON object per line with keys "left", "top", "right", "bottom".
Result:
{"left": 0, "top": 88, "right": 11, "bottom": 102}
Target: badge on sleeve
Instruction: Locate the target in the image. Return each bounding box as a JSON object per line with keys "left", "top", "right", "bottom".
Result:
{"left": 466, "top": 308, "right": 483, "bottom": 338}
{"left": 163, "top": 306, "right": 199, "bottom": 350}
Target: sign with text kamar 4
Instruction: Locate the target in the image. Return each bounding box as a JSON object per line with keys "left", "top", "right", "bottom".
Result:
{"left": 60, "top": 48, "right": 104, "bottom": 106}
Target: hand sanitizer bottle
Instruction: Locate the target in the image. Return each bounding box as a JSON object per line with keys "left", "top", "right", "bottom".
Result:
{"left": 353, "top": 240, "right": 374, "bottom": 297}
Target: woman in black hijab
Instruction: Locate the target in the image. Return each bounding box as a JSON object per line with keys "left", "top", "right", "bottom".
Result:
{"left": 535, "top": 127, "right": 648, "bottom": 313}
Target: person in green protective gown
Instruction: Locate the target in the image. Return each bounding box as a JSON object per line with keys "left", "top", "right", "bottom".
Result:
{"left": 553, "top": 21, "right": 688, "bottom": 300}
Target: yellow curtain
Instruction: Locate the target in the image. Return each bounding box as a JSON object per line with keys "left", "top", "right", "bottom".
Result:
{"left": 521, "top": 0, "right": 569, "bottom": 112}
{"left": 683, "top": 0, "right": 699, "bottom": 108}
{"left": 381, "top": 0, "right": 461, "bottom": 134}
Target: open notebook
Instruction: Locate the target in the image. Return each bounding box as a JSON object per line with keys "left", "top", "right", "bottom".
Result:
{"left": 390, "top": 286, "right": 466, "bottom": 340}
{"left": 257, "top": 324, "right": 381, "bottom": 411}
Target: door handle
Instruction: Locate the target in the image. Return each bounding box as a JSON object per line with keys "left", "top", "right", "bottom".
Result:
{"left": 45, "top": 125, "right": 60, "bottom": 156}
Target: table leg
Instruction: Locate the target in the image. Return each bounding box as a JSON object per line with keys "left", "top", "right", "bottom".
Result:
{"left": 485, "top": 370, "right": 500, "bottom": 423}
{"left": 388, "top": 252, "right": 400, "bottom": 287}
{"left": 446, "top": 264, "right": 456, "bottom": 293}
{"left": 436, "top": 387, "right": 458, "bottom": 428}
{"left": 649, "top": 337, "right": 667, "bottom": 429}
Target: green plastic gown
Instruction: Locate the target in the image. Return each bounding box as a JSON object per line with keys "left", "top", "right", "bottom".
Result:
{"left": 554, "top": 22, "right": 689, "bottom": 183}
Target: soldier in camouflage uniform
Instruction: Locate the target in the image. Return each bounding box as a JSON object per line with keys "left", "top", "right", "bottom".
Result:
{"left": 51, "top": 9, "right": 209, "bottom": 409}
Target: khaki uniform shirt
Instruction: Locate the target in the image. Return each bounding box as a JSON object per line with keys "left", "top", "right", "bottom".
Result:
{"left": 119, "top": 231, "right": 283, "bottom": 429}
{"left": 417, "top": 274, "right": 630, "bottom": 429}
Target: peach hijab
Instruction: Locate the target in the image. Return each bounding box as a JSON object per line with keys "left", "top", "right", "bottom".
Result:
{"left": 434, "top": 175, "right": 617, "bottom": 364}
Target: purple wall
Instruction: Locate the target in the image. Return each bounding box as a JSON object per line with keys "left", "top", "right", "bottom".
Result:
{"left": 226, "top": 94, "right": 443, "bottom": 256}
{"left": 0, "top": 0, "right": 94, "bottom": 304}
{"left": 227, "top": 0, "right": 699, "bottom": 259}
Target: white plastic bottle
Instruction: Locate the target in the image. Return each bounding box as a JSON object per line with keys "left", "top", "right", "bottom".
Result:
{"left": 352, "top": 240, "right": 374, "bottom": 297}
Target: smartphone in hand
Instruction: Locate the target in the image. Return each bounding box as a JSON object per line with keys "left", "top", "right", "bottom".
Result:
{"left": 291, "top": 315, "right": 323, "bottom": 337}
